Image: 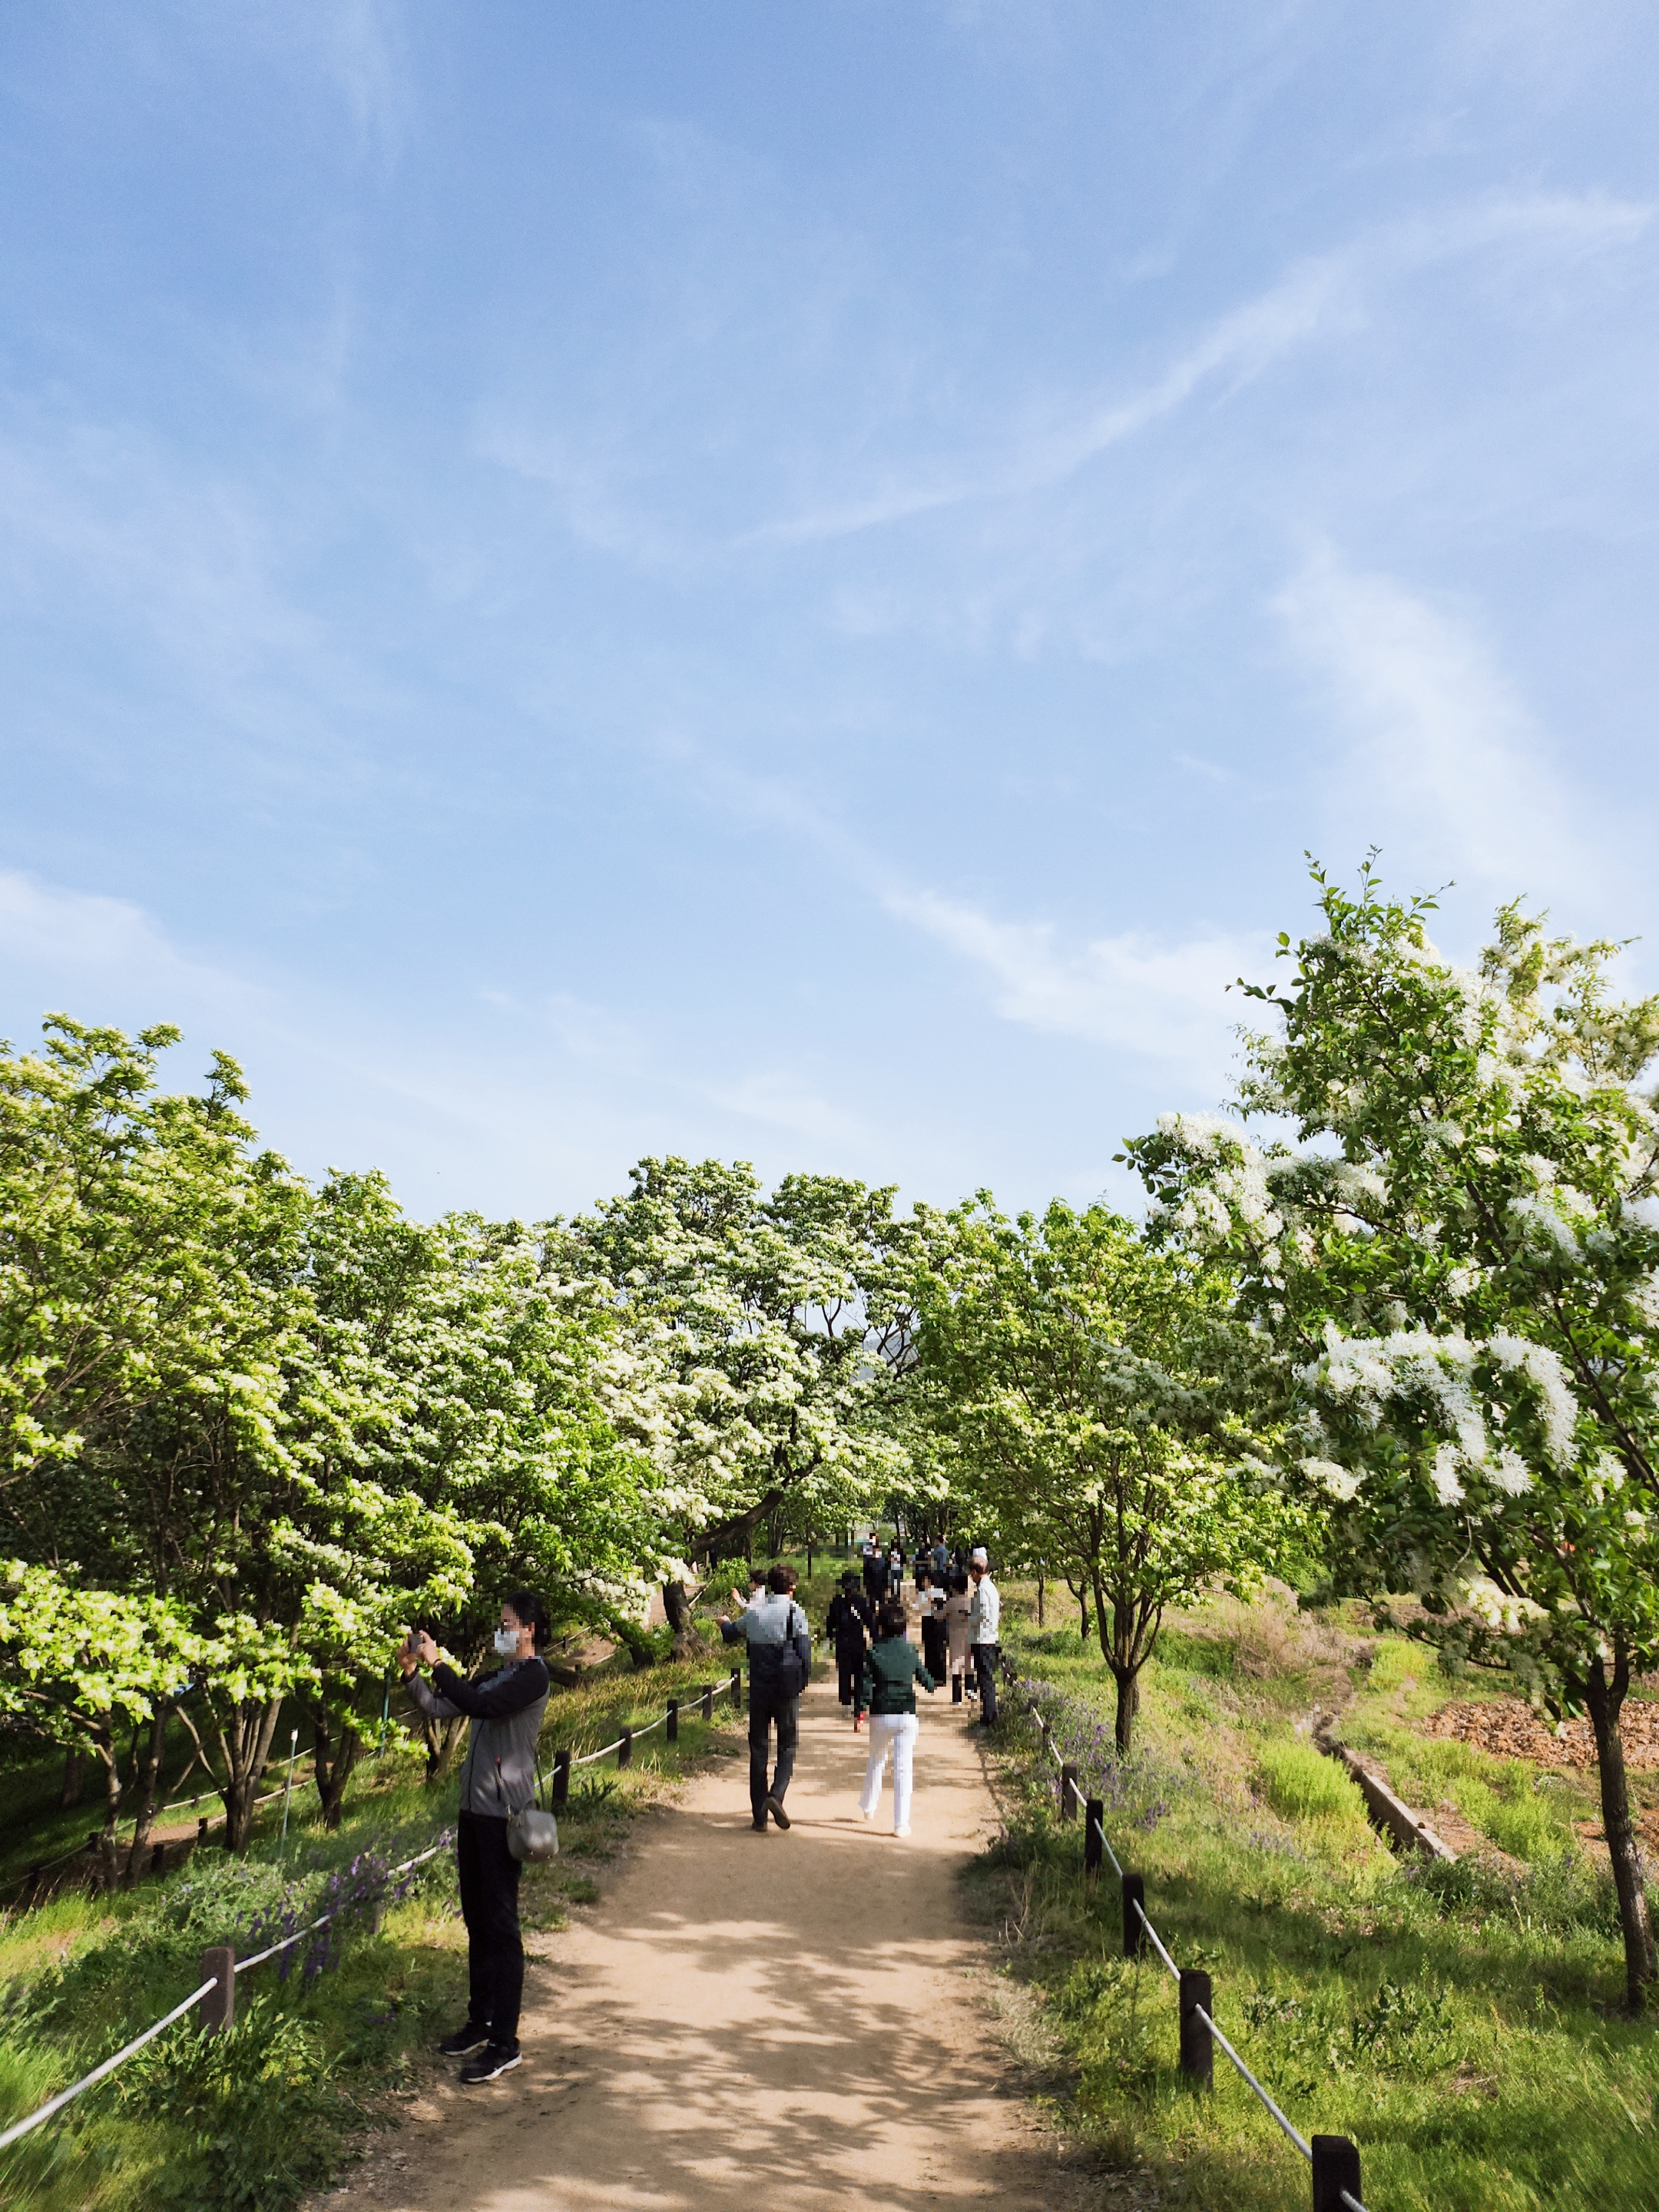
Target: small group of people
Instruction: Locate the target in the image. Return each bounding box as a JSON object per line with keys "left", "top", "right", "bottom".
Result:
{"left": 826, "top": 1543, "right": 1002, "bottom": 1833}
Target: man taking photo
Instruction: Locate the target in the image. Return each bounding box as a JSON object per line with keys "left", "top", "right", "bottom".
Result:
{"left": 718, "top": 1563, "right": 811, "bottom": 1831}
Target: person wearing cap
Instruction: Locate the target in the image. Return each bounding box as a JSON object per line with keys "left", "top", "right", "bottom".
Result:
{"left": 968, "top": 1550, "right": 1001, "bottom": 1727}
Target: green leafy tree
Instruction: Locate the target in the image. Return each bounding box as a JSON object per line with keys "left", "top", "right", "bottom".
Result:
{"left": 1128, "top": 865, "right": 1659, "bottom": 2007}
{"left": 914, "top": 1197, "right": 1283, "bottom": 1753}
{"left": 0, "top": 1563, "right": 204, "bottom": 1883}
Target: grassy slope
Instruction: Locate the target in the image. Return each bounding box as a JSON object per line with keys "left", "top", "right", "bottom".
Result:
{"left": 974, "top": 1583, "right": 1659, "bottom": 2212}
{"left": 0, "top": 1644, "right": 748, "bottom": 2212}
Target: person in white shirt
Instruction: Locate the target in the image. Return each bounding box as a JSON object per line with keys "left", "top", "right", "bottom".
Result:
{"left": 968, "top": 1551, "right": 1001, "bottom": 1727}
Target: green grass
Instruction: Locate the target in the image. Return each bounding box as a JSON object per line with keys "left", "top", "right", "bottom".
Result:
{"left": 975, "top": 1585, "right": 1659, "bottom": 2212}
{"left": 0, "top": 1639, "right": 748, "bottom": 2212}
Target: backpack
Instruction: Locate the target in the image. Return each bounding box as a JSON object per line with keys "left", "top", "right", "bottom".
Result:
{"left": 777, "top": 1601, "right": 810, "bottom": 1695}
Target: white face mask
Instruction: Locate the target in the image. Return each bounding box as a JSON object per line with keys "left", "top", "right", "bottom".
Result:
{"left": 494, "top": 1625, "right": 522, "bottom": 1657}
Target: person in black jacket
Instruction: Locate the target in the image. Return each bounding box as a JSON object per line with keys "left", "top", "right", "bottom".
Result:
{"left": 401, "top": 1591, "right": 551, "bottom": 2084}
{"left": 825, "top": 1572, "right": 873, "bottom": 1720}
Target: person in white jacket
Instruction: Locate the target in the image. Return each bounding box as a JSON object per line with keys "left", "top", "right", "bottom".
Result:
{"left": 968, "top": 1551, "right": 1001, "bottom": 1727}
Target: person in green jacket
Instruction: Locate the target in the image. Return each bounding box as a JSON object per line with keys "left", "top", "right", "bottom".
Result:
{"left": 855, "top": 1601, "right": 935, "bottom": 1836}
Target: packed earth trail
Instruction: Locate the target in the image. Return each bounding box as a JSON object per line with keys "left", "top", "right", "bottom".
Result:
{"left": 316, "top": 1679, "right": 1059, "bottom": 2212}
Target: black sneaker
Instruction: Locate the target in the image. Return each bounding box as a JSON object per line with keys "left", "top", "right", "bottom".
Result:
{"left": 459, "top": 2041, "right": 522, "bottom": 2085}
{"left": 750, "top": 1816, "right": 768, "bottom": 1832}
{"left": 765, "top": 1794, "right": 790, "bottom": 1830}
{"left": 437, "top": 2022, "right": 491, "bottom": 2057}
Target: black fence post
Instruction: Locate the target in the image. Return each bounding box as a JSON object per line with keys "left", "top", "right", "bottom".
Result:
{"left": 1310, "top": 2138, "right": 1362, "bottom": 2212}
{"left": 702, "top": 1683, "right": 714, "bottom": 1722}
{"left": 151, "top": 1841, "right": 165, "bottom": 1874}
{"left": 618, "top": 1727, "right": 633, "bottom": 1770}
{"left": 200, "top": 1945, "right": 236, "bottom": 2034}
{"left": 730, "top": 1667, "right": 743, "bottom": 1715}
{"left": 1083, "top": 1798, "right": 1104, "bottom": 1882}
{"left": 1178, "top": 1969, "right": 1213, "bottom": 2089}
{"left": 1122, "top": 1872, "right": 1146, "bottom": 1959}
{"left": 667, "top": 1698, "right": 679, "bottom": 1744}
{"left": 197, "top": 1816, "right": 209, "bottom": 1843}
{"left": 1058, "top": 1762, "right": 1078, "bottom": 1820}
{"left": 552, "top": 1750, "right": 571, "bottom": 1809}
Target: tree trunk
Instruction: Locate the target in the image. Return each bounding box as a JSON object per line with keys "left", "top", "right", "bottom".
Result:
{"left": 309, "top": 1703, "right": 361, "bottom": 1831}
{"left": 122, "top": 1705, "right": 170, "bottom": 1885}
{"left": 216, "top": 1696, "right": 285, "bottom": 1853}
{"left": 94, "top": 1727, "right": 123, "bottom": 1890}
{"left": 1108, "top": 1666, "right": 1141, "bottom": 1756}
{"left": 697, "top": 1487, "right": 786, "bottom": 1568}
{"left": 662, "top": 1578, "right": 700, "bottom": 1662}
{"left": 422, "top": 1710, "right": 469, "bottom": 1780}
{"left": 1584, "top": 1652, "right": 1657, "bottom": 2010}
{"left": 58, "top": 1748, "right": 84, "bottom": 1808}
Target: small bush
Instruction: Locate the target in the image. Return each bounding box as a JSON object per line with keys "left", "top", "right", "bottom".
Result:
{"left": 119, "top": 1997, "right": 343, "bottom": 2212}
{"left": 1255, "top": 1740, "right": 1369, "bottom": 1826}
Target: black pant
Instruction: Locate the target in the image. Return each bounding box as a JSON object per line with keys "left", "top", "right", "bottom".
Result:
{"left": 921, "top": 1622, "right": 946, "bottom": 1681}
{"left": 748, "top": 1690, "right": 799, "bottom": 1820}
{"left": 836, "top": 1653, "right": 863, "bottom": 1707}
{"left": 456, "top": 1812, "right": 525, "bottom": 2047}
{"left": 972, "top": 1644, "right": 1000, "bottom": 1724}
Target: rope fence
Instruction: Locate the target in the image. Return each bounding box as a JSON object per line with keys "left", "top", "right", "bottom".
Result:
{"left": 0, "top": 1670, "right": 743, "bottom": 2157}
{"left": 1015, "top": 1667, "right": 1371, "bottom": 2212}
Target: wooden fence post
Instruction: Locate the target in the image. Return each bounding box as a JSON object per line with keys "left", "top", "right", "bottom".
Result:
{"left": 1178, "top": 1969, "right": 1213, "bottom": 2089}
{"left": 702, "top": 1683, "right": 714, "bottom": 1722}
{"left": 730, "top": 1667, "right": 742, "bottom": 1716}
{"left": 667, "top": 1698, "right": 679, "bottom": 1744}
{"left": 618, "top": 1727, "right": 633, "bottom": 1770}
{"left": 1310, "top": 2138, "right": 1362, "bottom": 2212}
{"left": 199, "top": 1946, "right": 236, "bottom": 2035}
{"left": 1083, "top": 1798, "right": 1104, "bottom": 1882}
{"left": 1121, "top": 1873, "right": 1146, "bottom": 1959}
{"left": 1058, "top": 1763, "right": 1078, "bottom": 1820}
{"left": 552, "top": 1750, "right": 571, "bottom": 1809}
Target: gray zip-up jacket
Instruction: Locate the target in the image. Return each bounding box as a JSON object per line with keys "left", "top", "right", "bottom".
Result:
{"left": 719, "top": 1591, "right": 811, "bottom": 1695}
{"left": 406, "top": 1655, "right": 551, "bottom": 1818}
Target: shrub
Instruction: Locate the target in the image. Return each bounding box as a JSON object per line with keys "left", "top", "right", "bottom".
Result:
{"left": 118, "top": 1997, "right": 343, "bottom": 2212}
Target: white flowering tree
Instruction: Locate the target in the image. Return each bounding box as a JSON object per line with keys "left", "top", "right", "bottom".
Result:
{"left": 913, "top": 1197, "right": 1286, "bottom": 1753}
{"left": 1126, "top": 864, "right": 1659, "bottom": 2007}
{"left": 570, "top": 1159, "right": 911, "bottom": 1654}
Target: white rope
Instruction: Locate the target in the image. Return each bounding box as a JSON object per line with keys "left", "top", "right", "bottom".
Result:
{"left": 1131, "top": 1897, "right": 1181, "bottom": 1981}
{"left": 1341, "top": 2194, "right": 1370, "bottom": 2212}
{"left": 1193, "top": 2003, "right": 1312, "bottom": 2159}
{"left": 1088, "top": 1810, "right": 1122, "bottom": 1880}
{"left": 0, "top": 1977, "right": 218, "bottom": 2150}
{"left": 569, "top": 1735, "right": 627, "bottom": 1769}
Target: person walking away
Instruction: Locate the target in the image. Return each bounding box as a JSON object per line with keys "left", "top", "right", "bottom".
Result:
{"left": 720, "top": 1564, "right": 812, "bottom": 1830}
{"left": 401, "top": 1594, "right": 551, "bottom": 2085}
{"left": 916, "top": 1571, "right": 949, "bottom": 1684}
{"left": 886, "top": 1543, "right": 904, "bottom": 1599}
{"left": 930, "top": 1537, "right": 949, "bottom": 1584}
{"left": 862, "top": 1541, "right": 888, "bottom": 1609}
{"left": 826, "top": 1571, "right": 873, "bottom": 1721}
{"left": 856, "top": 1600, "right": 935, "bottom": 1836}
{"left": 942, "top": 1570, "right": 973, "bottom": 1694}
{"left": 968, "top": 1549, "right": 1001, "bottom": 1727}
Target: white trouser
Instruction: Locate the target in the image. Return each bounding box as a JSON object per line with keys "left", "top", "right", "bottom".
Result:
{"left": 859, "top": 1712, "right": 919, "bottom": 1833}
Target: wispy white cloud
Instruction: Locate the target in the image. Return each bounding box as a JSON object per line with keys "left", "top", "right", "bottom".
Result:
{"left": 1278, "top": 548, "right": 1592, "bottom": 895}
{"left": 886, "top": 886, "right": 1259, "bottom": 1083}
{"left": 700, "top": 1071, "right": 869, "bottom": 1147}
{"left": 0, "top": 869, "right": 253, "bottom": 1012}
{"left": 735, "top": 190, "right": 1650, "bottom": 551}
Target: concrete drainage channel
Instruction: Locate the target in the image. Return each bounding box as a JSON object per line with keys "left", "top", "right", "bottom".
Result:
{"left": 1310, "top": 1719, "right": 1458, "bottom": 1862}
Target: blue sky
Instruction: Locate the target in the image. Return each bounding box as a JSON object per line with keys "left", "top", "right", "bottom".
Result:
{"left": 3, "top": 2, "right": 1657, "bottom": 1221}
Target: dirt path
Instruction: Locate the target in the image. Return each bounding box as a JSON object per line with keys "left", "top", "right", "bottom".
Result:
{"left": 325, "top": 1678, "right": 1056, "bottom": 2212}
